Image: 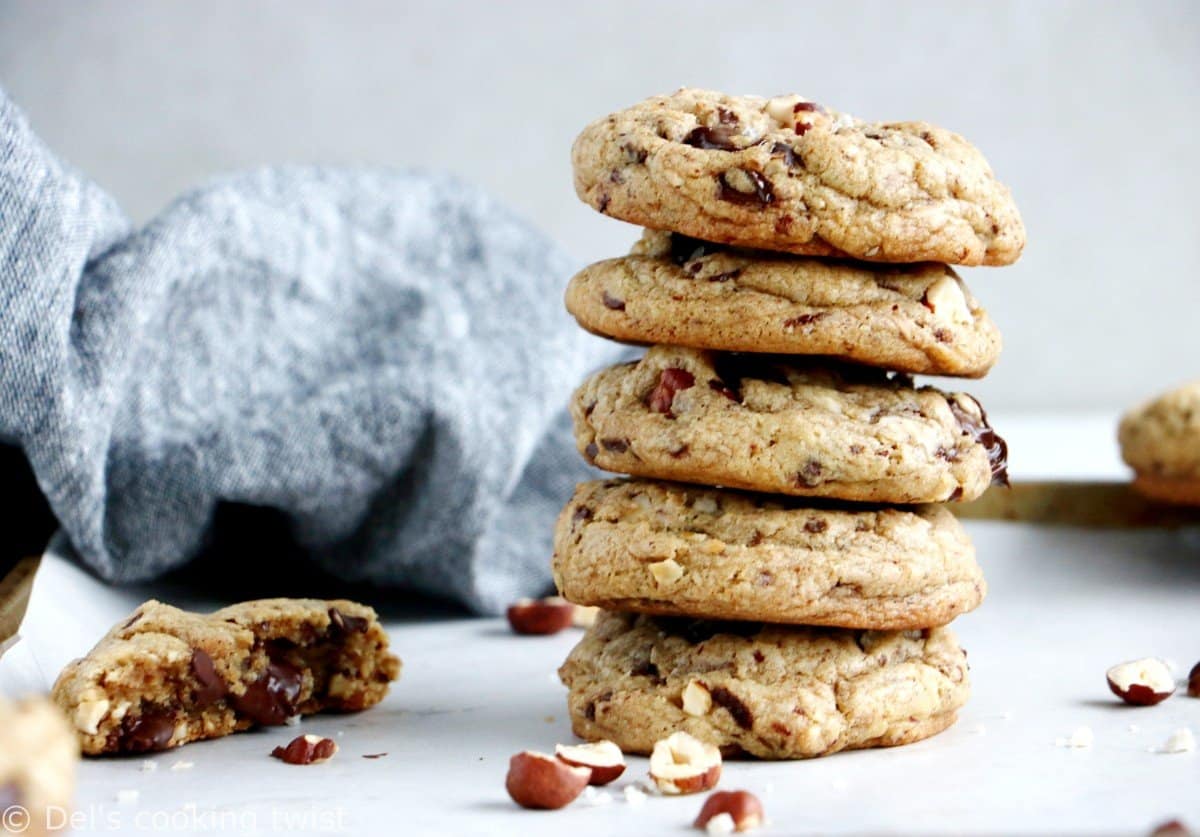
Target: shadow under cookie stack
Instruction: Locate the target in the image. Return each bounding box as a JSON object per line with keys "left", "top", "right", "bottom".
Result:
{"left": 554, "top": 89, "right": 1023, "bottom": 760}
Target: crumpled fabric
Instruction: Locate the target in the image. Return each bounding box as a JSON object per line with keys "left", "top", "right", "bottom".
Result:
{"left": 0, "top": 88, "right": 619, "bottom": 613}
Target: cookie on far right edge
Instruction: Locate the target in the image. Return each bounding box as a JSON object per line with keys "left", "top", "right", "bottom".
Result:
{"left": 1119, "top": 381, "right": 1200, "bottom": 506}
{"left": 559, "top": 611, "right": 969, "bottom": 759}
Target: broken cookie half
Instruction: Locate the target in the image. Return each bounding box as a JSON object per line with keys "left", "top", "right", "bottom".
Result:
{"left": 52, "top": 598, "right": 401, "bottom": 755}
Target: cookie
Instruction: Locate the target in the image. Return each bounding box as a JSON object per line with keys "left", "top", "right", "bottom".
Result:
{"left": 559, "top": 611, "right": 969, "bottom": 759}
{"left": 52, "top": 599, "right": 401, "bottom": 755}
{"left": 571, "top": 346, "right": 1007, "bottom": 504}
{"left": 1119, "top": 382, "right": 1200, "bottom": 506}
{"left": 572, "top": 88, "right": 1024, "bottom": 266}
{"left": 0, "top": 697, "right": 77, "bottom": 835}
{"left": 553, "top": 479, "right": 984, "bottom": 630}
{"left": 565, "top": 230, "right": 1001, "bottom": 377}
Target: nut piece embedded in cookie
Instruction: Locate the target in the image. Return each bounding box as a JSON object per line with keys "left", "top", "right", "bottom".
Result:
{"left": 51, "top": 599, "right": 401, "bottom": 756}
{"left": 507, "top": 597, "right": 577, "bottom": 635}
{"left": 271, "top": 734, "right": 338, "bottom": 765}
{"left": 694, "top": 790, "right": 764, "bottom": 832}
{"left": 649, "top": 731, "right": 722, "bottom": 794}
{"left": 555, "top": 740, "right": 626, "bottom": 785}
{"left": 1106, "top": 658, "right": 1176, "bottom": 706}
{"left": 505, "top": 751, "right": 591, "bottom": 809}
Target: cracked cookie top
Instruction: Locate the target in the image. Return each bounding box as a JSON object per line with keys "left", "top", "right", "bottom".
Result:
{"left": 572, "top": 88, "right": 1024, "bottom": 266}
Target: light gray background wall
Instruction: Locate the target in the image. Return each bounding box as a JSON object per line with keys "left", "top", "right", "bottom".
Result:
{"left": 0, "top": 0, "right": 1196, "bottom": 412}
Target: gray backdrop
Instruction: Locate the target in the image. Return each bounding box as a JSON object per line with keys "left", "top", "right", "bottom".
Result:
{"left": 1, "top": 0, "right": 1197, "bottom": 411}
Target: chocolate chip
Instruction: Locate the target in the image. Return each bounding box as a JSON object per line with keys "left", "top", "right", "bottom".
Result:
{"left": 753, "top": 650, "right": 765, "bottom": 663}
{"left": 630, "top": 660, "right": 665, "bottom": 685}
{"left": 621, "top": 142, "right": 647, "bottom": 164}
{"left": 769, "top": 141, "right": 802, "bottom": 168}
{"left": 190, "top": 649, "right": 228, "bottom": 707}
{"left": 948, "top": 486, "right": 964, "bottom": 502}
{"left": 934, "top": 328, "right": 952, "bottom": 344}
{"left": 232, "top": 659, "right": 304, "bottom": 726}
{"left": 683, "top": 124, "right": 743, "bottom": 151}
{"left": 669, "top": 444, "right": 690, "bottom": 458}
{"left": 948, "top": 396, "right": 1009, "bottom": 486}
{"left": 600, "top": 438, "right": 628, "bottom": 454}
{"left": 655, "top": 618, "right": 762, "bottom": 644}
{"left": 717, "top": 107, "right": 739, "bottom": 125}
{"left": 584, "top": 443, "right": 599, "bottom": 462}
{"left": 709, "top": 686, "right": 753, "bottom": 729}
{"left": 328, "top": 607, "right": 369, "bottom": 637}
{"left": 271, "top": 734, "right": 337, "bottom": 765}
{"left": 797, "top": 460, "right": 824, "bottom": 487}
{"left": 783, "top": 313, "right": 823, "bottom": 329}
{"left": 645, "top": 368, "right": 696, "bottom": 416}
{"left": 793, "top": 102, "right": 822, "bottom": 113}
{"left": 572, "top": 505, "right": 593, "bottom": 523}
{"left": 707, "top": 269, "right": 742, "bottom": 283}
{"left": 717, "top": 170, "right": 774, "bottom": 207}
{"left": 583, "top": 401, "right": 596, "bottom": 418}
{"left": 804, "top": 518, "right": 827, "bottom": 534}
{"left": 748, "top": 531, "right": 764, "bottom": 547}
{"left": 601, "top": 291, "right": 626, "bottom": 311}
{"left": 708, "top": 378, "right": 740, "bottom": 402}
{"left": 0, "top": 782, "right": 17, "bottom": 808}
{"left": 121, "top": 710, "right": 176, "bottom": 752}
{"left": 793, "top": 122, "right": 813, "bottom": 137}
{"left": 668, "top": 233, "right": 724, "bottom": 266}
{"left": 597, "top": 193, "right": 610, "bottom": 213}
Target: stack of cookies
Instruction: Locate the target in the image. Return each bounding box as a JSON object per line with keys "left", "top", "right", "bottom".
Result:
{"left": 553, "top": 89, "right": 1023, "bottom": 759}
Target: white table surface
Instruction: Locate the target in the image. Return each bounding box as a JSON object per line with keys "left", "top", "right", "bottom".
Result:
{"left": 4, "top": 412, "right": 1199, "bottom": 836}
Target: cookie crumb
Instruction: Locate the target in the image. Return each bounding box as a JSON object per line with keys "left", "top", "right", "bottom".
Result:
{"left": 623, "top": 784, "right": 648, "bottom": 805}
{"left": 284, "top": 715, "right": 301, "bottom": 727}
{"left": 580, "top": 786, "right": 613, "bottom": 807}
{"left": 1055, "top": 727, "right": 1093, "bottom": 748}
{"left": 170, "top": 760, "right": 194, "bottom": 771}
{"left": 139, "top": 760, "right": 158, "bottom": 772}
{"left": 1160, "top": 728, "right": 1195, "bottom": 754}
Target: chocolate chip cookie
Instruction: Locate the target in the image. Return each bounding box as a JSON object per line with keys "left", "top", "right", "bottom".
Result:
{"left": 553, "top": 479, "right": 984, "bottom": 630}
{"left": 1119, "top": 382, "right": 1200, "bottom": 506}
{"left": 52, "top": 599, "right": 401, "bottom": 755}
{"left": 572, "top": 88, "right": 1024, "bottom": 266}
{"left": 559, "top": 611, "right": 969, "bottom": 759}
{"left": 571, "top": 346, "right": 1007, "bottom": 504}
{"left": 0, "top": 697, "right": 77, "bottom": 835}
{"left": 566, "top": 230, "right": 1001, "bottom": 377}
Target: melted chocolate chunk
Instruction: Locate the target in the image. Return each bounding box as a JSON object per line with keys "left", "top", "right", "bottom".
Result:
{"left": 572, "top": 505, "right": 593, "bottom": 523}
{"left": 948, "top": 396, "right": 1009, "bottom": 486}
{"left": 804, "top": 518, "right": 827, "bottom": 534}
{"left": 769, "top": 141, "right": 802, "bottom": 168}
{"left": 601, "top": 291, "right": 626, "bottom": 311}
{"left": 600, "top": 438, "right": 629, "bottom": 454}
{"left": 231, "top": 659, "right": 303, "bottom": 726}
{"left": 584, "top": 442, "right": 599, "bottom": 462}
{"left": 190, "top": 649, "right": 228, "bottom": 707}
{"left": 328, "top": 607, "right": 369, "bottom": 637}
{"left": 707, "top": 269, "right": 742, "bottom": 283}
{"left": 646, "top": 368, "right": 695, "bottom": 416}
{"left": 621, "top": 142, "right": 648, "bottom": 164}
{"left": 668, "top": 234, "right": 725, "bottom": 266}
{"left": 654, "top": 617, "right": 762, "bottom": 644}
{"left": 630, "top": 660, "right": 665, "bottom": 686}
{"left": 683, "top": 124, "right": 743, "bottom": 151}
{"left": 709, "top": 686, "right": 754, "bottom": 729}
{"left": 717, "top": 170, "right": 774, "bottom": 207}
{"left": 121, "top": 710, "right": 176, "bottom": 752}
{"left": 709, "top": 354, "right": 790, "bottom": 403}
